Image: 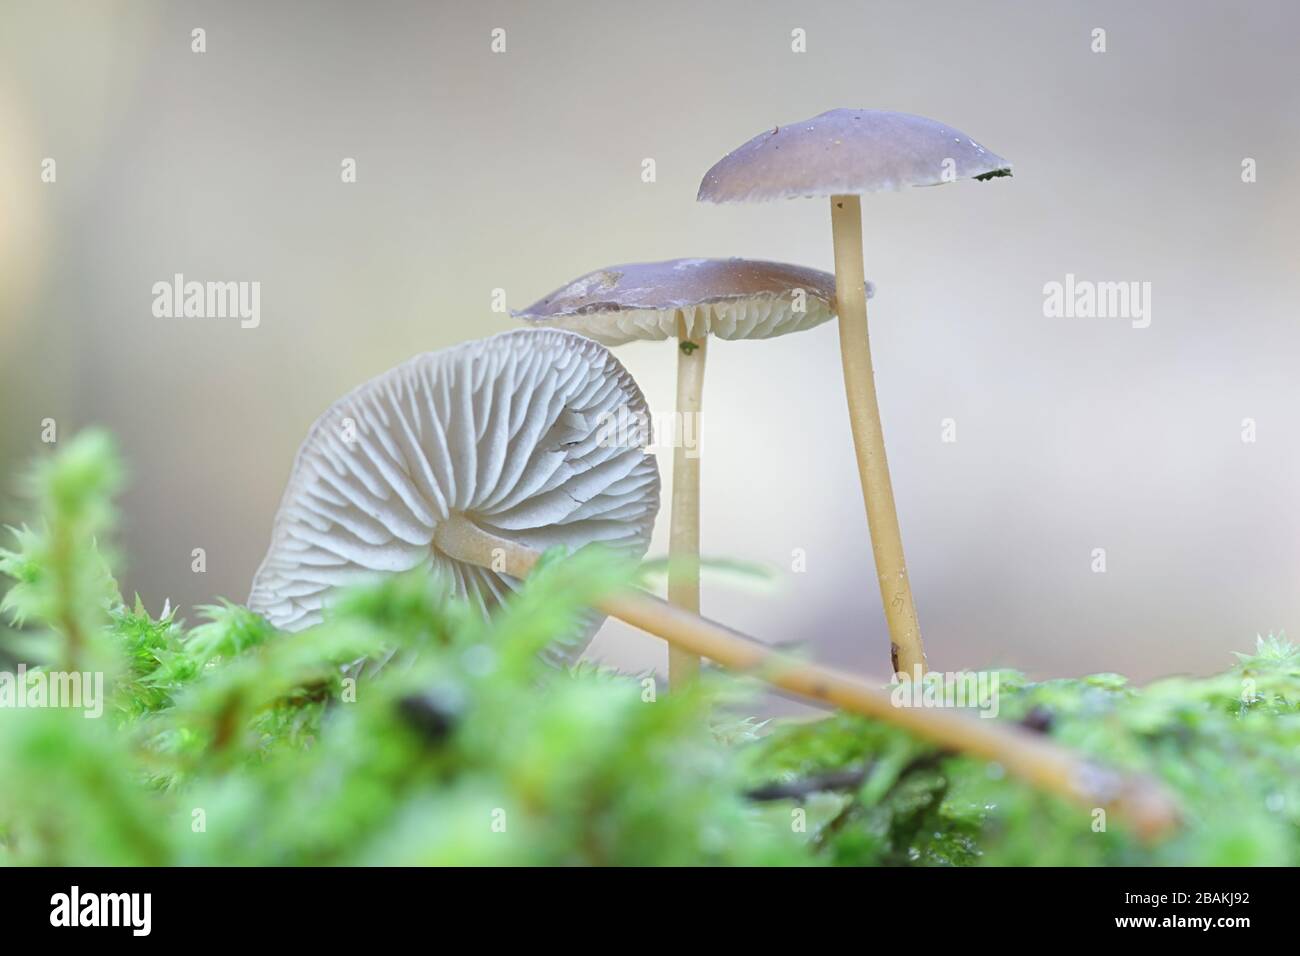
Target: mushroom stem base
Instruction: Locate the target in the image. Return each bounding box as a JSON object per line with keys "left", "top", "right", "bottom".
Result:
{"left": 428, "top": 513, "right": 1178, "bottom": 842}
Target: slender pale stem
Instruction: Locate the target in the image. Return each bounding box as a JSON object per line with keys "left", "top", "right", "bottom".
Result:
{"left": 830, "top": 194, "right": 927, "bottom": 678}
{"left": 431, "top": 514, "right": 1179, "bottom": 842}
{"left": 668, "top": 314, "right": 708, "bottom": 687}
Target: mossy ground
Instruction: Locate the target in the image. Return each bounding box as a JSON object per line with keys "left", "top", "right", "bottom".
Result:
{"left": 1, "top": 433, "right": 1295, "bottom": 865}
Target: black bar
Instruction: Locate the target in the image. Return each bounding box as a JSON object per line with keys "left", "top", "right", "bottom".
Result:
{"left": 0, "top": 867, "right": 1276, "bottom": 940}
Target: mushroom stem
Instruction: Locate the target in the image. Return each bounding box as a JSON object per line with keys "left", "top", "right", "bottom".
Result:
{"left": 830, "top": 194, "right": 928, "bottom": 678}
{"left": 668, "top": 315, "right": 708, "bottom": 687}
{"left": 430, "top": 514, "right": 1179, "bottom": 842}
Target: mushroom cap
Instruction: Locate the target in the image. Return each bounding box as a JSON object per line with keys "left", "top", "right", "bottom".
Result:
{"left": 697, "top": 109, "right": 1012, "bottom": 203}
{"left": 248, "top": 329, "right": 660, "bottom": 665}
{"left": 513, "top": 257, "right": 874, "bottom": 347}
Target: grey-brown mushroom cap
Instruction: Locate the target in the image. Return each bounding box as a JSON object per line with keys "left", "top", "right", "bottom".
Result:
{"left": 248, "top": 328, "right": 660, "bottom": 667}
{"left": 697, "top": 109, "right": 1012, "bottom": 203}
{"left": 512, "top": 257, "right": 874, "bottom": 347}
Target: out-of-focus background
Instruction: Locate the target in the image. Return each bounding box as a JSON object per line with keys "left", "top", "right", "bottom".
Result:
{"left": 2, "top": 0, "right": 1297, "bottom": 687}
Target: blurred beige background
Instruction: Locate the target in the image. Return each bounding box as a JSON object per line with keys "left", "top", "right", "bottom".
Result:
{"left": 2, "top": 0, "right": 1298, "bottom": 686}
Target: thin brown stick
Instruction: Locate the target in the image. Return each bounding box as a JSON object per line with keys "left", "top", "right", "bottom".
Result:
{"left": 431, "top": 515, "right": 1179, "bottom": 841}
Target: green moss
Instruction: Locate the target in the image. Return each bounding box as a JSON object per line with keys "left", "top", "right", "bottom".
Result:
{"left": 747, "top": 636, "right": 1300, "bottom": 865}
{"left": 1, "top": 432, "right": 1296, "bottom": 865}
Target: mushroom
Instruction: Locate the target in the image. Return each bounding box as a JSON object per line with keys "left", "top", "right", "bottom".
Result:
{"left": 698, "top": 109, "right": 1013, "bottom": 678}
{"left": 513, "top": 257, "right": 874, "bottom": 686}
{"left": 248, "top": 328, "right": 660, "bottom": 667}
{"left": 248, "top": 327, "right": 1177, "bottom": 839}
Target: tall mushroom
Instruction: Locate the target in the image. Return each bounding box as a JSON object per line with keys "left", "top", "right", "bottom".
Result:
{"left": 513, "top": 257, "right": 873, "bottom": 686}
{"left": 247, "top": 328, "right": 1178, "bottom": 840}
{"left": 698, "top": 109, "right": 1013, "bottom": 678}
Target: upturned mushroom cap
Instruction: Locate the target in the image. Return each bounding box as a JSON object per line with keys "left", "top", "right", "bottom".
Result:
{"left": 249, "top": 329, "right": 660, "bottom": 664}
{"left": 512, "top": 257, "right": 873, "bottom": 347}
{"left": 697, "top": 109, "right": 1012, "bottom": 203}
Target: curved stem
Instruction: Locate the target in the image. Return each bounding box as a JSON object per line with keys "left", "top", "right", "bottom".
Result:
{"left": 668, "top": 315, "right": 708, "bottom": 687}
{"left": 431, "top": 515, "right": 1179, "bottom": 842}
{"left": 830, "top": 194, "right": 927, "bottom": 678}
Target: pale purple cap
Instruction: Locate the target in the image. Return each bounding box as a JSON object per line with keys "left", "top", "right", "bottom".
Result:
{"left": 698, "top": 109, "right": 1012, "bottom": 203}
{"left": 514, "top": 257, "right": 874, "bottom": 346}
